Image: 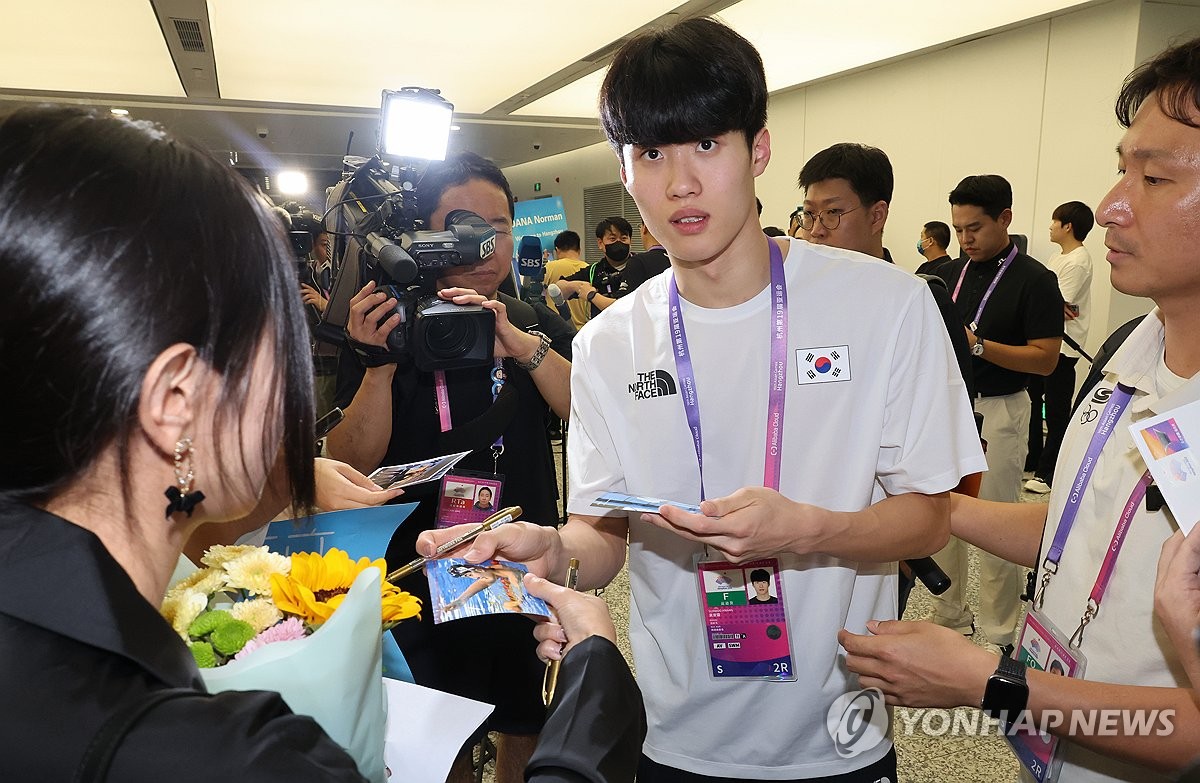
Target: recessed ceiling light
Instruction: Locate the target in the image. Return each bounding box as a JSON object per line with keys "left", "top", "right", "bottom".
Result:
{"left": 450, "top": 125, "right": 461, "bottom": 131}
{"left": 109, "top": 108, "right": 130, "bottom": 116}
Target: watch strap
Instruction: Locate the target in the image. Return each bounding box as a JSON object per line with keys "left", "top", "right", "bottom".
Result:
{"left": 515, "top": 330, "right": 552, "bottom": 372}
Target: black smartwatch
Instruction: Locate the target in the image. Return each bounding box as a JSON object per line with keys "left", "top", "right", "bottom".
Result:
{"left": 586, "top": 290, "right": 599, "bottom": 305}
{"left": 981, "top": 654, "right": 1028, "bottom": 720}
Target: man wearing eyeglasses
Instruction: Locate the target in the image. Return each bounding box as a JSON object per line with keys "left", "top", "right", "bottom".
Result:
{"left": 926, "top": 174, "right": 1063, "bottom": 655}
{"left": 797, "top": 143, "right": 975, "bottom": 403}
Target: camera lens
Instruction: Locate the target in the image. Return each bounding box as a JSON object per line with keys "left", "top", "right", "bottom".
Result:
{"left": 422, "top": 314, "right": 480, "bottom": 359}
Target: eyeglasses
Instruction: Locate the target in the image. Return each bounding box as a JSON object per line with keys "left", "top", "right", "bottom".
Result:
{"left": 799, "top": 206, "right": 861, "bottom": 232}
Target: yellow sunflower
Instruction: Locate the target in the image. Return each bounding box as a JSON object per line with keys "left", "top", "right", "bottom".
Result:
{"left": 270, "top": 548, "right": 420, "bottom": 628}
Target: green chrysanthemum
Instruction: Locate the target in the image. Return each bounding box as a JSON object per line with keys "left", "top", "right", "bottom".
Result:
{"left": 210, "top": 618, "right": 256, "bottom": 656}
{"left": 189, "top": 641, "right": 217, "bottom": 668}
{"left": 188, "top": 609, "right": 235, "bottom": 639}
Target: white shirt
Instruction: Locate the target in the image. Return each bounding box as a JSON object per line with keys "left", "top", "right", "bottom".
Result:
{"left": 1034, "top": 310, "right": 1194, "bottom": 782}
{"left": 567, "top": 238, "right": 985, "bottom": 778}
{"left": 1046, "top": 246, "right": 1093, "bottom": 359}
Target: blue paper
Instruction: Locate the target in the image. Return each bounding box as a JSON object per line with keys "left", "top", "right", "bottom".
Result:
{"left": 264, "top": 503, "right": 418, "bottom": 683}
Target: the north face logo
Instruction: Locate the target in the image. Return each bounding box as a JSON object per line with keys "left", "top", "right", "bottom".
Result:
{"left": 628, "top": 369, "right": 678, "bottom": 399}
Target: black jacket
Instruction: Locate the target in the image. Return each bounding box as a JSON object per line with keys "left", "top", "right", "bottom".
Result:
{"left": 0, "top": 503, "right": 645, "bottom": 782}
{"left": 0, "top": 502, "right": 363, "bottom": 782}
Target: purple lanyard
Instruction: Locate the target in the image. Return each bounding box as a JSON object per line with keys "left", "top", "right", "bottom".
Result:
{"left": 668, "top": 241, "right": 787, "bottom": 500}
{"left": 1029, "top": 382, "right": 1150, "bottom": 646}
{"left": 433, "top": 360, "right": 506, "bottom": 452}
{"left": 951, "top": 244, "right": 1018, "bottom": 329}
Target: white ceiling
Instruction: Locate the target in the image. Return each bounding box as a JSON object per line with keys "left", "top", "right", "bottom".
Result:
{"left": 0, "top": 0, "right": 1100, "bottom": 180}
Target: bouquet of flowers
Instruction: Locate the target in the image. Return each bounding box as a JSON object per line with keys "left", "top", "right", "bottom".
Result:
{"left": 161, "top": 546, "right": 420, "bottom": 782}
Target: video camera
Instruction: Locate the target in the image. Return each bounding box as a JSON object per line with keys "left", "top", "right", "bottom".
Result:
{"left": 319, "top": 88, "right": 497, "bottom": 372}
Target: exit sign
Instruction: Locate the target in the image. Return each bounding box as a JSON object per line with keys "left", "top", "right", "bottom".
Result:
{"left": 533, "top": 182, "right": 541, "bottom": 192}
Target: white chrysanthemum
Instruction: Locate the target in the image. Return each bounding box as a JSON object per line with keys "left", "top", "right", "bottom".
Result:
{"left": 170, "top": 591, "right": 209, "bottom": 638}
{"left": 230, "top": 598, "right": 284, "bottom": 633}
{"left": 201, "top": 545, "right": 261, "bottom": 569}
{"left": 223, "top": 549, "right": 291, "bottom": 596}
{"left": 167, "top": 567, "right": 226, "bottom": 598}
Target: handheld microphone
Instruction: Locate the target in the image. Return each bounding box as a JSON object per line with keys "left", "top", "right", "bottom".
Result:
{"left": 904, "top": 556, "right": 951, "bottom": 595}
{"left": 547, "top": 283, "right": 573, "bottom": 321}
{"left": 517, "top": 236, "right": 546, "bottom": 303}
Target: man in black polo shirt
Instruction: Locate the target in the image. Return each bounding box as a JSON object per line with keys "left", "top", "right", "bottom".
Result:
{"left": 554, "top": 216, "right": 632, "bottom": 319}
{"left": 927, "top": 174, "right": 1063, "bottom": 652}
{"left": 616, "top": 223, "right": 670, "bottom": 296}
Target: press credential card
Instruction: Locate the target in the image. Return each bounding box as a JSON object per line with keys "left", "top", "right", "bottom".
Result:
{"left": 1130, "top": 399, "right": 1200, "bottom": 533}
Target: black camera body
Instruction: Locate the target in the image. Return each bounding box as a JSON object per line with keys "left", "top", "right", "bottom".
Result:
{"left": 326, "top": 156, "right": 498, "bottom": 372}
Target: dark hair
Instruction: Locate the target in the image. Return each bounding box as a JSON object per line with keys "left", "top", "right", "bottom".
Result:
{"left": 763, "top": 226, "right": 786, "bottom": 237}
{"left": 948, "top": 175, "right": 1013, "bottom": 220}
{"left": 756, "top": 197, "right": 763, "bottom": 216}
{"left": 599, "top": 17, "right": 768, "bottom": 151}
{"left": 553, "top": 230, "right": 581, "bottom": 253}
{"left": 595, "top": 216, "right": 633, "bottom": 240}
{"left": 750, "top": 568, "right": 771, "bottom": 583}
{"left": 1116, "top": 36, "right": 1200, "bottom": 129}
{"left": 0, "top": 105, "right": 315, "bottom": 509}
{"left": 798, "top": 143, "right": 894, "bottom": 206}
{"left": 290, "top": 210, "right": 326, "bottom": 238}
{"left": 416, "top": 150, "right": 514, "bottom": 224}
{"left": 923, "top": 221, "right": 951, "bottom": 249}
{"left": 1051, "top": 201, "right": 1095, "bottom": 241}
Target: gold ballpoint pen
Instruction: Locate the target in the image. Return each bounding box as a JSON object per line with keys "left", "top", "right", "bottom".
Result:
{"left": 385, "top": 505, "right": 522, "bottom": 584}
{"left": 542, "top": 558, "right": 581, "bottom": 706}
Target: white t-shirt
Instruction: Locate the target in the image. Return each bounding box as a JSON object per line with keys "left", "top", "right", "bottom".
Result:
{"left": 1032, "top": 310, "right": 1194, "bottom": 783}
{"left": 567, "top": 238, "right": 986, "bottom": 778}
{"left": 1046, "top": 246, "right": 1093, "bottom": 359}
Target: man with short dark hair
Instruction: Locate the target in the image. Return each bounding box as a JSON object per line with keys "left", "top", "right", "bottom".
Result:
{"left": 424, "top": 18, "right": 983, "bottom": 782}
{"left": 328, "top": 151, "right": 574, "bottom": 783}
{"left": 926, "top": 174, "right": 1064, "bottom": 653}
{"left": 1025, "top": 200, "right": 1095, "bottom": 494}
{"left": 555, "top": 216, "right": 632, "bottom": 317}
{"left": 915, "top": 220, "right": 953, "bottom": 274}
{"left": 841, "top": 37, "right": 1200, "bottom": 781}
{"left": 544, "top": 229, "right": 589, "bottom": 330}
{"left": 616, "top": 223, "right": 670, "bottom": 296}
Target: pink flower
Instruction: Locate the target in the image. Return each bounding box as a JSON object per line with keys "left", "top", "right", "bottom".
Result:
{"left": 233, "top": 617, "right": 308, "bottom": 661}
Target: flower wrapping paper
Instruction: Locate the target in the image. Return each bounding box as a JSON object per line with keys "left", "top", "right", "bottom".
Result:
{"left": 199, "top": 567, "right": 387, "bottom": 782}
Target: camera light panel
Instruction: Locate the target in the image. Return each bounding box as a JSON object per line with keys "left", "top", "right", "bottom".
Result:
{"left": 381, "top": 90, "right": 453, "bottom": 161}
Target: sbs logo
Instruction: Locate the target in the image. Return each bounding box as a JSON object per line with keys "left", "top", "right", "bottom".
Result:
{"left": 826, "top": 688, "right": 889, "bottom": 758}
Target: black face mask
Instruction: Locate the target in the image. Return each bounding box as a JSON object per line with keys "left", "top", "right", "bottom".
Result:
{"left": 605, "top": 241, "right": 630, "bottom": 263}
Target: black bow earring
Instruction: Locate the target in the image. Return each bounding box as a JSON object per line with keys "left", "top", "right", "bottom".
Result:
{"left": 165, "top": 436, "right": 206, "bottom": 518}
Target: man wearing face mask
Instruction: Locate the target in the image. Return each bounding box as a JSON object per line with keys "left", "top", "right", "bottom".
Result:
{"left": 555, "top": 216, "right": 633, "bottom": 319}
{"left": 915, "top": 220, "right": 954, "bottom": 275}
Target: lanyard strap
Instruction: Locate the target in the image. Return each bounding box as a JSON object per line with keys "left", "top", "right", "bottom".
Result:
{"left": 668, "top": 240, "right": 787, "bottom": 500}
{"left": 433, "top": 360, "right": 507, "bottom": 451}
{"left": 1034, "top": 383, "right": 1135, "bottom": 609}
{"left": 1068, "top": 470, "right": 1153, "bottom": 648}
{"left": 951, "top": 244, "right": 1019, "bottom": 328}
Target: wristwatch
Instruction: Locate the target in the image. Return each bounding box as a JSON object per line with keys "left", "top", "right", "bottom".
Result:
{"left": 970, "top": 336, "right": 985, "bottom": 357}
{"left": 515, "top": 330, "right": 552, "bottom": 372}
{"left": 586, "top": 290, "right": 599, "bottom": 305}
{"left": 981, "top": 654, "right": 1028, "bottom": 720}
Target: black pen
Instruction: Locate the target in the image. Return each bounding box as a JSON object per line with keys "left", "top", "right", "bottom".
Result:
{"left": 386, "top": 505, "right": 522, "bottom": 583}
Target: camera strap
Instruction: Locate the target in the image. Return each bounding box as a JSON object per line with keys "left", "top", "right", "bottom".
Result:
{"left": 434, "top": 360, "right": 507, "bottom": 473}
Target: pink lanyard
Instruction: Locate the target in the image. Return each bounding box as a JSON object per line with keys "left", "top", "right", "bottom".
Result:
{"left": 433, "top": 360, "right": 506, "bottom": 452}
{"left": 1066, "top": 470, "right": 1153, "bottom": 648}
{"left": 951, "top": 244, "right": 1018, "bottom": 330}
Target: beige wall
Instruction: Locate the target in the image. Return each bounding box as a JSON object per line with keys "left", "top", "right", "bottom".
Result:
{"left": 505, "top": 0, "right": 1200, "bottom": 354}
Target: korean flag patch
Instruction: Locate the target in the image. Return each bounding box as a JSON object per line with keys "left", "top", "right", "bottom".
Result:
{"left": 797, "top": 346, "right": 851, "bottom": 385}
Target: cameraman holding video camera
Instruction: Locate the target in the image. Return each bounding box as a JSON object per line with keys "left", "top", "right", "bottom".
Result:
{"left": 327, "top": 150, "right": 572, "bottom": 783}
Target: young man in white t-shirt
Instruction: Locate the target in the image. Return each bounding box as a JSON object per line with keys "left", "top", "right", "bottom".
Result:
{"left": 1024, "top": 200, "right": 1095, "bottom": 495}
{"left": 419, "top": 16, "right": 983, "bottom": 782}
{"left": 841, "top": 37, "right": 1200, "bottom": 782}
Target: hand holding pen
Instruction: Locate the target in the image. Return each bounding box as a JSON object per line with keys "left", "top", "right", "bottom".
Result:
{"left": 387, "top": 505, "right": 522, "bottom": 583}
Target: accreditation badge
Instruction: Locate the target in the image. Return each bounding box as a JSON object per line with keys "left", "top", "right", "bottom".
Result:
{"left": 434, "top": 471, "right": 506, "bottom": 529}
{"left": 1007, "top": 607, "right": 1087, "bottom": 782}
{"left": 694, "top": 556, "right": 796, "bottom": 681}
